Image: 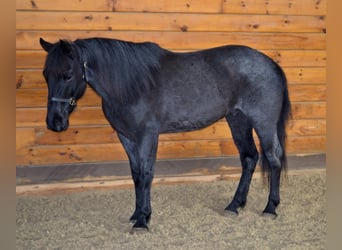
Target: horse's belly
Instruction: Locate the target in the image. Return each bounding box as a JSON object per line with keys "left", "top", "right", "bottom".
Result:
{"left": 159, "top": 100, "right": 227, "bottom": 133}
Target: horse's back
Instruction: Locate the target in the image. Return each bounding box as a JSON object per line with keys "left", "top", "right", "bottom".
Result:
{"left": 152, "top": 45, "right": 286, "bottom": 133}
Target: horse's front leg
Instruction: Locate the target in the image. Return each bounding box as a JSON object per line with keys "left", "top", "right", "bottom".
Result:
{"left": 118, "top": 130, "right": 158, "bottom": 231}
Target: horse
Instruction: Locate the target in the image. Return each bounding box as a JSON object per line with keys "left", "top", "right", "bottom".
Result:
{"left": 39, "top": 37, "right": 291, "bottom": 231}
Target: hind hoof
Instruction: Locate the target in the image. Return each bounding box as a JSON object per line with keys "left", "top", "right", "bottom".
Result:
{"left": 262, "top": 211, "right": 278, "bottom": 219}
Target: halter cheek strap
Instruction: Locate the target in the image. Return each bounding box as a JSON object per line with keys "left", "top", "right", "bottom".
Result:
{"left": 82, "top": 61, "right": 88, "bottom": 82}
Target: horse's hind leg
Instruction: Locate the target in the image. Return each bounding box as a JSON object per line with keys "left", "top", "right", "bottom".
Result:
{"left": 255, "top": 125, "right": 284, "bottom": 216}
{"left": 225, "top": 109, "right": 259, "bottom": 214}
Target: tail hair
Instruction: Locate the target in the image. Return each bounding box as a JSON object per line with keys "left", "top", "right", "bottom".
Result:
{"left": 260, "top": 69, "right": 292, "bottom": 182}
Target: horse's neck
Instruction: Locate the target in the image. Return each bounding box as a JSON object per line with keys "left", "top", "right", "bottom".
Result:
{"left": 87, "top": 80, "right": 111, "bottom": 104}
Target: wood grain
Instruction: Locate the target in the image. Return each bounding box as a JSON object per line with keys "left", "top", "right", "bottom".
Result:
{"left": 16, "top": 84, "right": 326, "bottom": 108}
{"left": 15, "top": 48, "right": 327, "bottom": 69}
{"left": 15, "top": 119, "right": 325, "bottom": 147}
{"left": 16, "top": 67, "right": 326, "bottom": 91}
{"left": 16, "top": 136, "right": 326, "bottom": 166}
{"left": 16, "top": 12, "right": 325, "bottom": 33}
{"left": 16, "top": 0, "right": 326, "bottom": 15}
{"left": 16, "top": 102, "right": 326, "bottom": 128}
{"left": 16, "top": 31, "right": 326, "bottom": 51}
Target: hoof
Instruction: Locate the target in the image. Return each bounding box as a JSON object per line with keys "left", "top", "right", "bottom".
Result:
{"left": 225, "top": 201, "right": 241, "bottom": 216}
{"left": 129, "top": 219, "right": 137, "bottom": 225}
{"left": 224, "top": 209, "right": 239, "bottom": 217}
{"left": 262, "top": 211, "right": 278, "bottom": 219}
{"left": 129, "top": 226, "right": 149, "bottom": 234}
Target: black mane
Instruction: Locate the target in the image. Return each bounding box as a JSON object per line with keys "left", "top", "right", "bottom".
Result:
{"left": 74, "top": 38, "right": 168, "bottom": 104}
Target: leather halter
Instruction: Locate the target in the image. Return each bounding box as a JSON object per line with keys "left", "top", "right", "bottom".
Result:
{"left": 49, "top": 60, "right": 88, "bottom": 106}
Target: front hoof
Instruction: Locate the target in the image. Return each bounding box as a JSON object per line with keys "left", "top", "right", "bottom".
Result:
{"left": 129, "top": 219, "right": 137, "bottom": 225}
{"left": 224, "top": 208, "right": 239, "bottom": 216}
{"left": 129, "top": 225, "right": 149, "bottom": 234}
{"left": 225, "top": 200, "right": 243, "bottom": 215}
{"left": 131, "top": 216, "right": 149, "bottom": 232}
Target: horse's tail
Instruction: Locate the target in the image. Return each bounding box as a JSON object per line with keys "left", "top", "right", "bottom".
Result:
{"left": 260, "top": 68, "right": 292, "bottom": 181}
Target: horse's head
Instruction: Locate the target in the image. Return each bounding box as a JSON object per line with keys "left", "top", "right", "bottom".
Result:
{"left": 40, "top": 38, "right": 87, "bottom": 132}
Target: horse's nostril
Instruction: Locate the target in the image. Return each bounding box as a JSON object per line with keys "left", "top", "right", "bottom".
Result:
{"left": 46, "top": 115, "right": 68, "bottom": 132}
{"left": 54, "top": 121, "right": 63, "bottom": 131}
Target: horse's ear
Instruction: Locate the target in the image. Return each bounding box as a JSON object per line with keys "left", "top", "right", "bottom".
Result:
{"left": 59, "top": 40, "right": 73, "bottom": 55}
{"left": 39, "top": 38, "right": 53, "bottom": 52}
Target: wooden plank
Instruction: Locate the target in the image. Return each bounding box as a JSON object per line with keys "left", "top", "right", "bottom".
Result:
{"left": 16, "top": 50, "right": 46, "bottom": 69}
{"left": 16, "top": 128, "right": 36, "bottom": 151}
{"left": 31, "top": 123, "right": 229, "bottom": 146}
{"left": 16, "top": 70, "right": 45, "bottom": 89}
{"left": 16, "top": 107, "right": 109, "bottom": 128}
{"left": 288, "top": 84, "right": 326, "bottom": 102}
{"left": 16, "top": 142, "right": 127, "bottom": 165}
{"left": 286, "top": 136, "right": 326, "bottom": 153}
{"left": 16, "top": 0, "right": 326, "bottom": 15}
{"left": 16, "top": 136, "right": 326, "bottom": 166}
{"left": 16, "top": 88, "right": 101, "bottom": 108}
{"left": 262, "top": 50, "right": 326, "bottom": 67}
{"left": 287, "top": 119, "right": 326, "bottom": 137}
{"left": 16, "top": 31, "right": 326, "bottom": 51}
{"left": 15, "top": 67, "right": 327, "bottom": 92}
{"left": 15, "top": 47, "right": 327, "bottom": 69}
{"left": 284, "top": 68, "right": 326, "bottom": 84}
{"left": 15, "top": 102, "right": 327, "bottom": 128}
{"left": 16, "top": 119, "right": 325, "bottom": 152}
{"left": 292, "top": 102, "right": 326, "bottom": 119}
{"left": 222, "top": 0, "right": 326, "bottom": 16}
{"left": 16, "top": 84, "right": 326, "bottom": 108}
{"left": 16, "top": 140, "right": 228, "bottom": 165}
{"left": 28, "top": 119, "right": 325, "bottom": 146}
{"left": 16, "top": 0, "right": 222, "bottom": 13}
{"left": 16, "top": 12, "right": 326, "bottom": 33}
{"left": 16, "top": 50, "right": 328, "bottom": 70}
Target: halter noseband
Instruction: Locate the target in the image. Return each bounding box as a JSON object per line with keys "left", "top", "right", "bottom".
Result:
{"left": 50, "top": 97, "right": 77, "bottom": 106}
{"left": 50, "top": 59, "right": 88, "bottom": 107}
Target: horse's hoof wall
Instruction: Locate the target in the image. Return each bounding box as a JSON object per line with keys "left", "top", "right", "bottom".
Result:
{"left": 224, "top": 209, "right": 239, "bottom": 217}
{"left": 129, "top": 227, "right": 149, "bottom": 234}
{"left": 129, "top": 220, "right": 137, "bottom": 225}
{"left": 262, "top": 211, "right": 277, "bottom": 219}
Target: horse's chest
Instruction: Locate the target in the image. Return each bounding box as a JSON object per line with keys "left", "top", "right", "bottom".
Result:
{"left": 101, "top": 101, "right": 150, "bottom": 137}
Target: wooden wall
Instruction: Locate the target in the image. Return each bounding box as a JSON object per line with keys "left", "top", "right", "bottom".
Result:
{"left": 16, "top": 0, "right": 326, "bottom": 166}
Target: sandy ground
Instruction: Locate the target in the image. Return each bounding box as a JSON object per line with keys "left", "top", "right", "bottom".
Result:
{"left": 16, "top": 171, "right": 326, "bottom": 249}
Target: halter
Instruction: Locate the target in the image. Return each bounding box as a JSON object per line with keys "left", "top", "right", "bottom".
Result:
{"left": 50, "top": 97, "right": 76, "bottom": 106}
{"left": 50, "top": 59, "right": 88, "bottom": 107}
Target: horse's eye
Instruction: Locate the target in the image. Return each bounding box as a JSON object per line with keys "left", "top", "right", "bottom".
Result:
{"left": 63, "top": 73, "right": 72, "bottom": 82}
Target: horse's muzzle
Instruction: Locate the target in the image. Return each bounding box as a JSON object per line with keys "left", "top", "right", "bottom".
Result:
{"left": 46, "top": 115, "right": 69, "bottom": 132}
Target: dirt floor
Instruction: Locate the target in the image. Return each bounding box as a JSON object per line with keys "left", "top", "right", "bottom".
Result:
{"left": 16, "top": 170, "right": 326, "bottom": 249}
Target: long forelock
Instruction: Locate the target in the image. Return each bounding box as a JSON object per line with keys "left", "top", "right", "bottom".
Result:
{"left": 75, "top": 38, "right": 167, "bottom": 104}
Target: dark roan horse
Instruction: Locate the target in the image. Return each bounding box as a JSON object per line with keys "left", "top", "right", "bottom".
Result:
{"left": 40, "top": 37, "right": 291, "bottom": 231}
